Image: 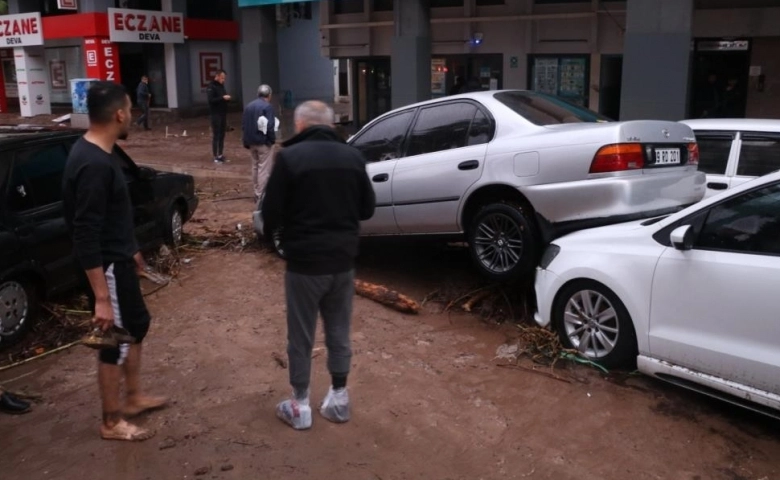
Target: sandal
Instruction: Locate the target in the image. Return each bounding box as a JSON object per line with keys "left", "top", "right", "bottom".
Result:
{"left": 100, "top": 419, "right": 155, "bottom": 442}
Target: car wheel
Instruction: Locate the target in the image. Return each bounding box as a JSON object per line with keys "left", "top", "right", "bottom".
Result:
{"left": 0, "top": 279, "right": 38, "bottom": 347}
{"left": 164, "top": 203, "right": 184, "bottom": 247}
{"left": 467, "top": 203, "right": 538, "bottom": 281}
{"left": 552, "top": 280, "right": 637, "bottom": 369}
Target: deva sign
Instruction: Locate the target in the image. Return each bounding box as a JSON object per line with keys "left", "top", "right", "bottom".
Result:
{"left": 108, "top": 8, "right": 184, "bottom": 44}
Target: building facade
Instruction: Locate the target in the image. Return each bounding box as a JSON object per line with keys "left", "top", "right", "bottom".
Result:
{"left": 317, "top": 0, "right": 780, "bottom": 126}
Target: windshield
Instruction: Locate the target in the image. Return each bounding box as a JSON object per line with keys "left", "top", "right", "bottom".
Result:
{"left": 493, "top": 91, "right": 612, "bottom": 126}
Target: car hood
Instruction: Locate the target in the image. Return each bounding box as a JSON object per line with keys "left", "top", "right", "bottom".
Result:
{"left": 554, "top": 218, "right": 651, "bottom": 244}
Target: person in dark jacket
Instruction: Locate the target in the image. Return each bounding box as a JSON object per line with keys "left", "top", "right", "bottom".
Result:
{"left": 242, "top": 84, "right": 276, "bottom": 201}
{"left": 206, "top": 69, "right": 231, "bottom": 163}
{"left": 262, "top": 100, "right": 376, "bottom": 430}
{"left": 62, "top": 81, "right": 167, "bottom": 441}
{"left": 135, "top": 75, "right": 151, "bottom": 130}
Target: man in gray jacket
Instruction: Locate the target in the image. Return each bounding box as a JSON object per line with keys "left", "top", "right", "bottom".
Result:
{"left": 242, "top": 84, "right": 276, "bottom": 201}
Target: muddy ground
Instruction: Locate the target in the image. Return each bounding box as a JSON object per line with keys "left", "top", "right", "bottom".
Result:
{"left": 1, "top": 114, "right": 779, "bottom": 480}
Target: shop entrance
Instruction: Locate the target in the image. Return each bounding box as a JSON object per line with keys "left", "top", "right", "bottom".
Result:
{"left": 438, "top": 54, "right": 504, "bottom": 98}
{"left": 119, "top": 43, "right": 168, "bottom": 108}
{"left": 690, "top": 39, "right": 750, "bottom": 119}
{"left": 599, "top": 55, "right": 623, "bottom": 120}
{"left": 352, "top": 57, "right": 392, "bottom": 128}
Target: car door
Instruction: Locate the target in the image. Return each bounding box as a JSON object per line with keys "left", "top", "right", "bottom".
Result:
{"left": 114, "top": 145, "right": 159, "bottom": 247}
{"left": 392, "top": 102, "right": 491, "bottom": 233}
{"left": 4, "top": 141, "right": 76, "bottom": 292}
{"left": 649, "top": 181, "right": 780, "bottom": 394}
{"left": 694, "top": 130, "right": 738, "bottom": 198}
{"left": 350, "top": 109, "right": 416, "bottom": 235}
{"left": 730, "top": 132, "right": 780, "bottom": 189}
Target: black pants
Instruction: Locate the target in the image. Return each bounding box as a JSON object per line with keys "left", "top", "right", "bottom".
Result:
{"left": 211, "top": 114, "right": 227, "bottom": 158}
{"left": 136, "top": 101, "right": 149, "bottom": 129}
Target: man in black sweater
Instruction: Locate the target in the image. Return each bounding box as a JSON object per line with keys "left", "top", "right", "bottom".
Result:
{"left": 206, "top": 69, "right": 231, "bottom": 163}
{"left": 63, "top": 82, "right": 166, "bottom": 442}
{"left": 262, "top": 100, "right": 375, "bottom": 430}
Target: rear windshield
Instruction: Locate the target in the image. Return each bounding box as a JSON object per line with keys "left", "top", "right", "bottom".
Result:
{"left": 494, "top": 91, "right": 612, "bottom": 126}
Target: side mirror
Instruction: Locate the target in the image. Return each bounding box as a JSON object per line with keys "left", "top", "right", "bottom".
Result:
{"left": 670, "top": 225, "right": 695, "bottom": 251}
{"left": 138, "top": 166, "right": 157, "bottom": 181}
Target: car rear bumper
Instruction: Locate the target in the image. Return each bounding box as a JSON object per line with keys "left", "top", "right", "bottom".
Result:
{"left": 524, "top": 169, "right": 705, "bottom": 241}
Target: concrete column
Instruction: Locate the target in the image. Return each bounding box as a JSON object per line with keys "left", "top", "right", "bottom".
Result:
{"left": 391, "top": 0, "right": 431, "bottom": 109}
{"left": 238, "top": 6, "right": 279, "bottom": 107}
{"left": 619, "top": 0, "right": 693, "bottom": 121}
{"left": 78, "top": 0, "right": 113, "bottom": 12}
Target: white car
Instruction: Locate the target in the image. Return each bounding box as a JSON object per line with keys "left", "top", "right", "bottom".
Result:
{"left": 681, "top": 118, "right": 780, "bottom": 198}
{"left": 534, "top": 171, "right": 780, "bottom": 415}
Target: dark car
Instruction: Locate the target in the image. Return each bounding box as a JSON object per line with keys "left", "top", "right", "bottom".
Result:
{"left": 0, "top": 126, "right": 198, "bottom": 346}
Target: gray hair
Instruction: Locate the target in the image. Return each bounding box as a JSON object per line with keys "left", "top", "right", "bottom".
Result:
{"left": 257, "top": 84, "right": 272, "bottom": 98}
{"left": 294, "top": 100, "right": 334, "bottom": 127}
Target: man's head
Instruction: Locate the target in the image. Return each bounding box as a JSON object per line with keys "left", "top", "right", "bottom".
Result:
{"left": 258, "top": 84, "right": 272, "bottom": 99}
{"left": 214, "top": 69, "right": 227, "bottom": 84}
{"left": 141, "top": 75, "right": 148, "bottom": 83}
{"left": 293, "top": 101, "right": 334, "bottom": 134}
{"left": 87, "top": 81, "right": 132, "bottom": 140}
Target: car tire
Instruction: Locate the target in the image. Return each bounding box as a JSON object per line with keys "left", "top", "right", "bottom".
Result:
{"left": 552, "top": 279, "right": 637, "bottom": 369}
{"left": 0, "top": 279, "right": 38, "bottom": 348}
{"left": 467, "top": 203, "right": 538, "bottom": 282}
{"left": 163, "top": 202, "right": 185, "bottom": 247}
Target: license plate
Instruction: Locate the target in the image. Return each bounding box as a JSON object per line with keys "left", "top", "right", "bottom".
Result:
{"left": 655, "top": 148, "right": 681, "bottom": 165}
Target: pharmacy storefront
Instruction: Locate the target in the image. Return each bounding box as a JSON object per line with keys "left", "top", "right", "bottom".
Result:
{"left": 0, "top": 6, "right": 239, "bottom": 116}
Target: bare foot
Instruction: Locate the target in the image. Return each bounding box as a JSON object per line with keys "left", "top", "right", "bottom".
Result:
{"left": 123, "top": 395, "right": 168, "bottom": 418}
{"left": 100, "top": 419, "right": 155, "bottom": 442}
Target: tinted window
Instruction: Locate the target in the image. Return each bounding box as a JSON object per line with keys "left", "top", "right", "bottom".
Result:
{"left": 696, "top": 135, "right": 733, "bottom": 175}
{"left": 696, "top": 182, "right": 780, "bottom": 255}
{"left": 468, "top": 110, "right": 492, "bottom": 146}
{"left": 351, "top": 110, "right": 414, "bottom": 163}
{"left": 494, "top": 91, "right": 610, "bottom": 126}
{"left": 407, "top": 103, "right": 477, "bottom": 156}
{"left": 737, "top": 134, "right": 780, "bottom": 177}
{"left": 7, "top": 144, "right": 69, "bottom": 212}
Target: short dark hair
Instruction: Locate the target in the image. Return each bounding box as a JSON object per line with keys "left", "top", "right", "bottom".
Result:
{"left": 87, "top": 81, "right": 129, "bottom": 124}
{"left": 215, "top": 69, "right": 226, "bottom": 77}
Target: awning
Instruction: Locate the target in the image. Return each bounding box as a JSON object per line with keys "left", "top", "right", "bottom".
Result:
{"left": 238, "top": 0, "right": 318, "bottom": 6}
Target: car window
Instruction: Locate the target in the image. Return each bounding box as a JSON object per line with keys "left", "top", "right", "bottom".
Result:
{"left": 696, "top": 182, "right": 780, "bottom": 256}
{"left": 493, "top": 91, "right": 610, "bottom": 126}
{"left": 407, "top": 102, "right": 478, "bottom": 156}
{"left": 737, "top": 134, "right": 780, "bottom": 177}
{"left": 350, "top": 110, "right": 415, "bottom": 163}
{"left": 6, "top": 143, "right": 69, "bottom": 212}
{"left": 468, "top": 109, "right": 492, "bottom": 146}
{"left": 695, "top": 134, "right": 733, "bottom": 175}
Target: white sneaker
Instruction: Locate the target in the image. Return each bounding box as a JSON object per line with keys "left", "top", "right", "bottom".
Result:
{"left": 320, "top": 387, "right": 350, "bottom": 423}
{"left": 276, "top": 396, "right": 312, "bottom": 430}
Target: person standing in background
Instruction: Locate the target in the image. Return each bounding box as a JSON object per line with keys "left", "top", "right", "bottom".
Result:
{"left": 207, "top": 70, "right": 231, "bottom": 164}
{"left": 135, "top": 75, "right": 151, "bottom": 131}
{"left": 242, "top": 84, "right": 276, "bottom": 202}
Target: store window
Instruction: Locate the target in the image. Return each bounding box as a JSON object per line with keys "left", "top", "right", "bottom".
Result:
{"left": 37, "top": 0, "right": 73, "bottom": 16}
{"left": 529, "top": 55, "right": 590, "bottom": 107}
{"left": 334, "top": 0, "right": 364, "bottom": 14}
{"left": 186, "top": 0, "right": 233, "bottom": 20}
{"left": 373, "top": 0, "right": 394, "bottom": 11}
{"left": 115, "top": 0, "right": 163, "bottom": 10}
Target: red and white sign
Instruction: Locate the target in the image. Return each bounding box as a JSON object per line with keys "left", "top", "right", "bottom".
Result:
{"left": 49, "top": 60, "right": 66, "bottom": 89}
{"left": 57, "top": 0, "right": 78, "bottom": 10}
{"left": 108, "top": 8, "right": 184, "bottom": 44}
{"left": 199, "top": 52, "right": 223, "bottom": 89}
{"left": 83, "top": 37, "right": 121, "bottom": 83}
{"left": 0, "top": 13, "right": 43, "bottom": 48}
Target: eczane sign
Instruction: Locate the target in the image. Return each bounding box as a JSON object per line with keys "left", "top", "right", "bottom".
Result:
{"left": 0, "top": 13, "right": 44, "bottom": 47}
{"left": 108, "top": 8, "right": 184, "bottom": 44}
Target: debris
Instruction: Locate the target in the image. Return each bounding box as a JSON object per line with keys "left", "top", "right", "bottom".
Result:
{"left": 194, "top": 465, "right": 211, "bottom": 476}
{"left": 52, "top": 113, "right": 71, "bottom": 123}
{"left": 354, "top": 280, "right": 420, "bottom": 314}
{"left": 221, "top": 464, "right": 234, "bottom": 472}
{"left": 272, "top": 352, "right": 288, "bottom": 369}
{"left": 462, "top": 289, "right": 493, "bottom": 312}
{"left": 159, "top": 437, "right": 177, "bottom": 450}
{"left": 0, "top": 340, "right": 82, "bottom": 372}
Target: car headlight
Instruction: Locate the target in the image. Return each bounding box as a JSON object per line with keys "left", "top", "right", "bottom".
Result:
{"left": 539, "top": 244, "right": 561, "bottom": 270}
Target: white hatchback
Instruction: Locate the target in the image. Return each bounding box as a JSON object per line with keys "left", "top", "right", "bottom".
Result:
{"left": 534, "top": 171, "right": 780, "bottom": 415}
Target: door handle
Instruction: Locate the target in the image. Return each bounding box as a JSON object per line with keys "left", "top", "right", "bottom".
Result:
{"left": 707, "top": 182, "right": 728, "bottom": 190}
{"left": 458, "top": 160, "right": 479, "bottom": 171}
{"left": 372, "top": 173, "right": 389, "bottom": 183}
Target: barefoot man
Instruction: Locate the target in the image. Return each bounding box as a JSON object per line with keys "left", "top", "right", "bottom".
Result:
{"left": 63, "top": 81, "right": 167, "bottom": 441}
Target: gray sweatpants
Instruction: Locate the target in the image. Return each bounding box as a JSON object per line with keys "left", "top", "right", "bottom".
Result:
{"left": 286, "top": 270, "right": 355, "bottom": 394}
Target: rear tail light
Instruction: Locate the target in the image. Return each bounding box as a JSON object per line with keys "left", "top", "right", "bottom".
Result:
{"left": 590, "top": 143, "right": 645, "bottom": 174}
{"left": 687, "top": 143, "right": 700, "bottom": 166}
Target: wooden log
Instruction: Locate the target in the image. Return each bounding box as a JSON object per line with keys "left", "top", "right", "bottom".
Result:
{"left": 354, "top": 280, "right": 420, "bottom": 314}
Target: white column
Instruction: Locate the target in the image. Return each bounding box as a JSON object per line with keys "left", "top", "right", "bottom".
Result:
{"left": 15, "top": 47, "right": 51, "bottom": 117}
{"left": 161, "top": 0, "right": 179, "bottom": 109}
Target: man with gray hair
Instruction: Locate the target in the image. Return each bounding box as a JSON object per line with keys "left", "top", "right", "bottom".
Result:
{"left": 242, "top": 84, "right": 276, "bottom": 201}
{"left": 262, "top": 100, "right": 375, "bottom": 430}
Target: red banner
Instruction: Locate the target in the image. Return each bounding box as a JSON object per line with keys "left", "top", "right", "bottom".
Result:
{"left": 83, "top": 37, "right": 121, "bottom": 83}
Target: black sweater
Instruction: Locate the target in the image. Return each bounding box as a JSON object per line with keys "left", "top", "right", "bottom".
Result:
{"left": 262, "top": 126, "right": 376, "bottom": 275}
{"left": 206, "top": 80, "right": 228, "bottom": 116}
{"left": 63, "top": 137, "right": 138, "bottom": 270}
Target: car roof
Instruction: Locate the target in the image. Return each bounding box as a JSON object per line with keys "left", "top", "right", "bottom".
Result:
{"left": 680, "top": 118, "right": 780, "bottom": 133}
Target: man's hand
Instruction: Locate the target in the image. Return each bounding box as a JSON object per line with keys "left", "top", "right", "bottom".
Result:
{"left": 93, "top": 297, "right": 114, "bottom": 332}
{"left": 133, "top": 251, "right": 147, "bottom": 276}
{"left": 223, "top": 95, "right": 231, "bottom": 101}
